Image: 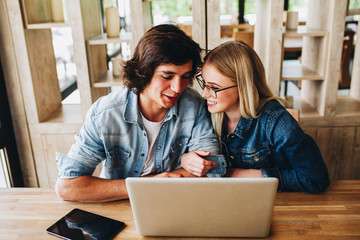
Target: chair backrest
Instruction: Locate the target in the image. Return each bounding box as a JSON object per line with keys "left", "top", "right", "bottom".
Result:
{"left": 220, "top": 23, "right": 253, "bottom": 38}
{"left": 233, "top": 30, "right": 254, "bottom": 48}
{"left": 178, "top": 24, "right": 192, "bottom": 38}
{"left": 286, "top": 108, "right": 300, "bottom": 123}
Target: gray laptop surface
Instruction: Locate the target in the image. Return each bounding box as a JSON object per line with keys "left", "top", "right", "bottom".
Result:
{"left": 126, "top": 177, "right": 278, "bottom": 238}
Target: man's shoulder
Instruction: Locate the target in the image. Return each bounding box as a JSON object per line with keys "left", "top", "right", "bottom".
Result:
{"left": 91, "top": 87, "right": 131, "bottom": 116}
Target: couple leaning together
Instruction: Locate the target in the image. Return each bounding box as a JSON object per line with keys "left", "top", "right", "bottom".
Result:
{"left": 55, "top": 24, "right": 330, "bottom": 202}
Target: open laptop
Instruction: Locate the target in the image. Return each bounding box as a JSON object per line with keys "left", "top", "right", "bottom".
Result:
{"left": 126, "top": 177, "right": 278, "bottom": 238}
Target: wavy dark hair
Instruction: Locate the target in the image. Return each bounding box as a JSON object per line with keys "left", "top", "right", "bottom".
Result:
{"left": 123, "top": 24, "right": 201, "bottom": 94}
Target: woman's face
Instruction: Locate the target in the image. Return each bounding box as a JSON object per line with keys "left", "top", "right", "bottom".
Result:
{"left": 200, "top": 62, "right": 239, "bottom": 115}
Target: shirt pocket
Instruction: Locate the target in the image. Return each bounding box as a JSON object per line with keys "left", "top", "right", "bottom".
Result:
{"left": 105, "top": 145, "right": 131, "bottom": 172}
{"left": 169, "top": 136, "right": 189, "bottom": 167}
{"left": 232, "top": 144, "right": 271, "bottom": 168}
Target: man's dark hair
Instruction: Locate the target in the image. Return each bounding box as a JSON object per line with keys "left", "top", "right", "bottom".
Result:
{"left": 123, "top": 24, "right": 201, "bottom": 94}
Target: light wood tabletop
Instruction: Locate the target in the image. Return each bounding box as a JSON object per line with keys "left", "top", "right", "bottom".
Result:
{"left": 0, "top": 180, "right": 359, "bottom": 240}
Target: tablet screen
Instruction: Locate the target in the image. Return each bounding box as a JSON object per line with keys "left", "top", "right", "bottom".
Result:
{"left": 46, "top": 208, "right": 125, "bottom": 240}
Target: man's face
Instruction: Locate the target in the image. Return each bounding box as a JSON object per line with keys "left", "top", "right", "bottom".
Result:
{"left": 140, "top": 61, "right": 193, "bottom": 111}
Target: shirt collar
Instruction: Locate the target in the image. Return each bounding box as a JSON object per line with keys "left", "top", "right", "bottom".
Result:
{"left": 233, "top": 116, "right": 253, "bottom": 139}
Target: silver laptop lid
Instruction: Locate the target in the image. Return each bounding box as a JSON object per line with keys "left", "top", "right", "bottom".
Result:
{"left": 126, "top": 177, "right": 278, "bottom": 238}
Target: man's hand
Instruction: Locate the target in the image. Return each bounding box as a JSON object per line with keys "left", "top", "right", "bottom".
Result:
{"left": 147, "top": 168, "right": 197, "bottom": 178}
{"left": 151, "top": 171, "right": 184, "bottom": 178}
{"left": 181, "top": 151, "right": 217, "bottom": 177}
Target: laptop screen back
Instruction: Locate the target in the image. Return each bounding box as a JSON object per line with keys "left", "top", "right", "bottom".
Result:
{"left": 126, "top": 177, "right": 278, "bottom": 238}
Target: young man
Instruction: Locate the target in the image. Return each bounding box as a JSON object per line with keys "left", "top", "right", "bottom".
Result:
{"left": 55, "top": 25, "right": 219, "bottom": 202}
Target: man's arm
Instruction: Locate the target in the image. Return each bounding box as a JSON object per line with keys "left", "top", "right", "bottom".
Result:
{"left": 55, "top": 176, "right": 128, "bottom": 202}
{"left": 55, "top": 168, "right": 195, "bottom": 202}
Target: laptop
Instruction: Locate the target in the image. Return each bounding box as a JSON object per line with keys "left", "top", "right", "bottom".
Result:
{"left": 126, "top": 177, "right": 278, "bottom": 238}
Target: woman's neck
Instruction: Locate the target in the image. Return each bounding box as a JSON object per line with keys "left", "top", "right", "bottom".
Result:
{"left": 225, "top": 110, "right": 241, "bottom": 134}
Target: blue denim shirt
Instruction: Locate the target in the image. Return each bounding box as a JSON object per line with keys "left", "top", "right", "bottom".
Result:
{"left": 56, "top": 87, "right": 220, "bottom": 179}
{"left": 221, "top": 100, "right": 330, "bottom": 193}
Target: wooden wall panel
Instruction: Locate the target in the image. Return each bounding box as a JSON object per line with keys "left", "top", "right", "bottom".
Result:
{"left": 304, "top": 127, "right": 360, "bottom": 180}
{"left": 1, "top": 0, "right": 38, "bottom": 187}
{"left": 41, "top": 133, "right": 76, "bottom": 187}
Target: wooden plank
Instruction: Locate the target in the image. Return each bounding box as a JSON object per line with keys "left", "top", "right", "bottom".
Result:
{"left": 67, "top": 0, "right": 108, "bottom": 119}
{"left": 255, "top": 0, "right": 284, "bottom": 96}
{"left": 0, "top": 182, "right": 360, "bottom": 239}
{"left": 0, "top": 0, "right": 38, "bottom": 187}
{"left": 41, "top": 133, "right": 77, "bottom": 187}
{"left": 301, "top": 0, "right": 347, "bottom": 116}
{"left": 350, "top": 21, "right": 360, "bottom": 100}
{"left": 192, "top": 0, "right": 206, "bottom": 50}
{"left": 207, "top": 0, "right": 220, "bottom": 50}
{"left": 25, "top": 22, "right": 69, "bottom": 29}
{"left": 283, "top": 25, "right": 327, "bottom": 37}
{"left": 303, "top": 127, "right": 359, "bottom": 180}
{"left": 87, "top": 32, "right": 132, "bottom": 45}
{"left": 129, "top": 0, "right": 145, "bottom": 49}
{"left": 25, "top": 29, "right": 62, "bottom": 122}
{"left": 282, "top": 60, "right": 325, "bottom": 81}
{"left": 22, "top": 0, "right": 51, "bottom": 24}
{"left": 93, "top": 72, "right": 124, "bottom": 88}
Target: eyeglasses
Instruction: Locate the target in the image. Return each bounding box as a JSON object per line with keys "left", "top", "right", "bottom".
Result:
{"left": 196, "top": 74, "right": 237, "bottom": 98}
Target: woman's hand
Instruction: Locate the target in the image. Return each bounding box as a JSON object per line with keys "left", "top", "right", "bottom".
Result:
{"left": 181, "top": 150, "right": 217, "bottom": 177}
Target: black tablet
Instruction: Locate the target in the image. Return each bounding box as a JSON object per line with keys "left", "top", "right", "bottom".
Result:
{"left": 46, "top": 208, "right": 125, "bottom": 240}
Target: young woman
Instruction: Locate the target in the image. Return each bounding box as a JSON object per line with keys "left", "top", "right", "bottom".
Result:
{"left": 182, "top": 41, "right": 330, "bottom": 193}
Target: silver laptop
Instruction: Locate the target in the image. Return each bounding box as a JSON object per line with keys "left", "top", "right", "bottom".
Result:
{"left": 126, "top": 177, "right": 278, "bottom": 238}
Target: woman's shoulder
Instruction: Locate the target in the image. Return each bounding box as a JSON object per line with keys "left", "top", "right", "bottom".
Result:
{"left": 261, "top": 99, "right": 286, "bottom": 118}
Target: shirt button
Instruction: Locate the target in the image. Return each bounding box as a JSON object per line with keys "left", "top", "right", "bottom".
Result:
{"left": 141, "top": 153, "right": 145, "bottom": 157}
{"left": 253, "top": 154, "right": 259, "bottom": 161}
{"left": 144, "top": 133, "right": 146, "bottom": 136}
{"left": 157, "top": 166, "right": 161, "bottom": 169}
{"left": 162, "top": 125, "right": 166, "bottom": 128}
{"left": 179, "top": 143, "right": 182, "bottom": 147}
{"left": 157, "top": 146, "right": 161, "bottom": 149}
{"left": 230, "top": 155, "right": 234, "bottom": 159}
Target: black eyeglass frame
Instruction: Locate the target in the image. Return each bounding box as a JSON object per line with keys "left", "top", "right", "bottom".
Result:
{"left": 195, "top": 74, "right": 237, "bottom": 98}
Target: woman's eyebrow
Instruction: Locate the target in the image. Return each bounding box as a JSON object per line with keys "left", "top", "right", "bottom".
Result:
{"left": 206, "top": 81, "right": 222, "bottom": 88}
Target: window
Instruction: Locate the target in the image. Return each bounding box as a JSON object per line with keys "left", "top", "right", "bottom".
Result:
{"left": 51, "top": 27, "right": 78, "bottom": 102}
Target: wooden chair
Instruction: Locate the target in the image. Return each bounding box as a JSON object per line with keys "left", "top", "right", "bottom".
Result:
{"left": 233, "top": 30, "right": 254, "bottom": 48}
{"left": 339, "top": 29, "right": 355, "bottom": 89}
{"left": 220, "top": 23, "right": 253, "bottom": 38}
{"left": 178, "top": 24, "right": 192, "bottom": 38}
{"left": 286, "top": 108, "right": 300, "bottom": 123}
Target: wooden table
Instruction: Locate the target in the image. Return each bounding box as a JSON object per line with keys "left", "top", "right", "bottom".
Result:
{"left": 0, "top": 180, "right": 359, "bottom": 240}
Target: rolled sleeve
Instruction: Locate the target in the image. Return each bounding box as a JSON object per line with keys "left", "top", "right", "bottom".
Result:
{"left": 56, "top": 152, "right": 96, "bottom": 178}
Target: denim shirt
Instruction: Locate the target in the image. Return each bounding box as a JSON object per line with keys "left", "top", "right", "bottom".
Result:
{"left": 56, "top": 87, "right": 220, "bottom": 179}
{"left": 221, "top": 100, "right": 330, "bottom": 193}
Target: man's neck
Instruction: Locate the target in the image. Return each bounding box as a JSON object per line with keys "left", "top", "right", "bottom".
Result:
{"left": 138, "top": 94, "right": 168, "bottom": 122}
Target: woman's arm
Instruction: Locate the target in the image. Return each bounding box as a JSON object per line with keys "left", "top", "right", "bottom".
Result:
{"left": 263, "top": 110, "right": 330, "bottom": 193}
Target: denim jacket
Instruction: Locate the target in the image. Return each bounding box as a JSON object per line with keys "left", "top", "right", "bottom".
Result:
{"left": 56, "top": 87, "right": 220, "bottom": 179}
{"left": 221, "top": 100, "right": 330, "bottom": 193}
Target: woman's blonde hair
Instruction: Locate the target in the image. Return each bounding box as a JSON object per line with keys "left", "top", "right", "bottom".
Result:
{"left": 203, "top": 41, "right": 283, "bottom": 137}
